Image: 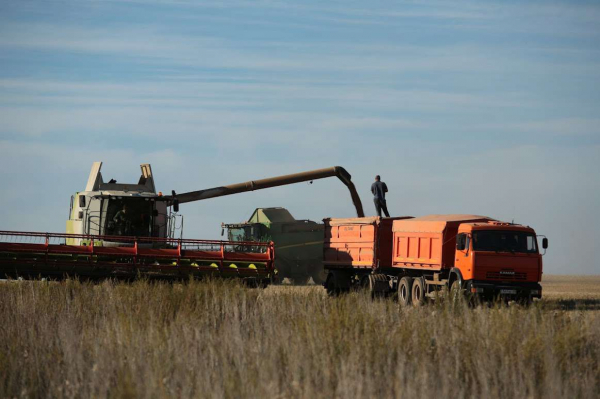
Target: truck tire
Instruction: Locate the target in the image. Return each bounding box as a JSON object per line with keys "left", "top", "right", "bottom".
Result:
{"left": 398, "top": 277, "right": 413, "bottom": 307}
{"left": 411, "top": 277, "right": 426, "bottom": 307}
{"left": 517, "top": 295, "right": 533, "bottom": 307}
{"left": 450, "top": 280, "right": 463, "bottom": 303}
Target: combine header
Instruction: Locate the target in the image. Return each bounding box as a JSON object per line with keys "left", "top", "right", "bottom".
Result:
{"left": 0, "top": 161, "right": 363, "bottom": 282}
{"left": 0, "top": 230, "right": 274, "bottom": 282}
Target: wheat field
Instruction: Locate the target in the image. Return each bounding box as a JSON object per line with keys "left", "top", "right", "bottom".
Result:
{"left": 0, "top": 276, "right": 598, "bottom": 399}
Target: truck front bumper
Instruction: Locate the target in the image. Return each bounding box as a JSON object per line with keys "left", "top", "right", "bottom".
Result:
{"left": 466, "top": 280, "right": 542, "bottom": 300}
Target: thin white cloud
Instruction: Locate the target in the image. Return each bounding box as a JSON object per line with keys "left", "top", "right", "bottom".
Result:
{"left": 464, "top": 118, "right": 600, "bottom": 138}
{"left": 2, "top": 22, "right": 597, "bottom": 77}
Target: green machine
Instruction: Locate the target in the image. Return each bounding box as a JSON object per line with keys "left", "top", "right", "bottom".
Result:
{"left": 222, "top": 208, "right": 325, "bottom": 284}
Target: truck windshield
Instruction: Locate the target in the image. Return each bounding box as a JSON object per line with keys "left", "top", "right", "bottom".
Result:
{"left": 472, "top": 230, "right": 538, "bottom": 254}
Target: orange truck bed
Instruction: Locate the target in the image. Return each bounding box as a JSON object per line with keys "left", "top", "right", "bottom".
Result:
{"left": 391, "top": 215, "right": 492, "bottom": 271}
{"left": 323, "top": 216, "right": 413, "bottom": 269}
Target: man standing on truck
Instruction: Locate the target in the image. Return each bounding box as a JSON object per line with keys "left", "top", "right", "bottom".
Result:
{"left": 371, "top": 175, "right": 390, "bottom": 217}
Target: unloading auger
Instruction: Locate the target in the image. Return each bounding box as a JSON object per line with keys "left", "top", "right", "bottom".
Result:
{"left": 168, "top": 166, "right": 364, "bottom": 217}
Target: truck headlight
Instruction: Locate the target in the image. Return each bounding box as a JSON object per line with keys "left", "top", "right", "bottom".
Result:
{"left": 470, "top": 287, "right": 484, "bottom": 294}
{"left": 530, "top": 289, "right": 540, "bottom": 295}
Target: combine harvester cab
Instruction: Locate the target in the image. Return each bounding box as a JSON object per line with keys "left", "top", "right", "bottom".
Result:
{"left": 323, "top": 214, "right": 547, "bottom": 304}
{"left": 223, "top": 207, "right": 325, "bottom": 285}
{"left": 65, "top": 162, "right": 172, "bottom": 245}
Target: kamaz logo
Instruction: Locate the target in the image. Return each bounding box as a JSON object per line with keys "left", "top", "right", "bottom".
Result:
{"left": 500, "top": 271, "right": 515, "bottom": 275}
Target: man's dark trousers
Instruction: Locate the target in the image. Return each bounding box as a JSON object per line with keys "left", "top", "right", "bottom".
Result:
{"left": 374, "top": 198, "right": 390, "bottom": 217}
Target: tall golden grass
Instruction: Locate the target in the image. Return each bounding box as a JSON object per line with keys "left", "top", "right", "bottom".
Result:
{"left": 0, "top": 278, "right": 598, "bottom": 398}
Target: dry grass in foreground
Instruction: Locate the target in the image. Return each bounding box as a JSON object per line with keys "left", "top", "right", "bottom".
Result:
{"left": 0, "top": 278, "right": 599, "bottom": 399}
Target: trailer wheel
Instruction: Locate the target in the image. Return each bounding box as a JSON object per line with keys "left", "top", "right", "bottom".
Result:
{"left": 398, "top": 277, "right": 413, "bottom": 307}
{"left": 368, "top": 274, "right": 390, "bottom": 298}
{"left": 325, "top": 273, "right": 337, "bottom": 296}
{"left": 411, "top": 277, "right": 426, "bottom": 307}
{"left": 325, "top": 272, "right": 347, "bottom": 296}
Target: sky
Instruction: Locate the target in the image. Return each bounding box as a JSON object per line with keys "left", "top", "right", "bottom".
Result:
{"left": 0, "top": 0, "right": 599, "bottom": 275}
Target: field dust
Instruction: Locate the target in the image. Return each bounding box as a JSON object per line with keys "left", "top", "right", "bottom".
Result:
{"left": 0, "top": 275, "right": 598, "bottom": 398}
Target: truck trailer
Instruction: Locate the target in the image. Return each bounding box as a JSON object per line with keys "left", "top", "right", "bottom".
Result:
{"left": 323, "top": 215, "right": 548, "bottom": 304}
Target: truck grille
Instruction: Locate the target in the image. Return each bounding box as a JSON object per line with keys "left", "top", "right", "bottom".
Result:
{"left": 486, "top": 271, "right": 527, "bottom": 281}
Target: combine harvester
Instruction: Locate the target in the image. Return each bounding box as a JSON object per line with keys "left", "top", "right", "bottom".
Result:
{"left": 223, "top": 207, "right": 326, "bottom": 285}
{"left": 323, "top": 215, "right": 548, "bottom": 303}
{"left": 0, "top": 162, "right": 364, "bottom": 283}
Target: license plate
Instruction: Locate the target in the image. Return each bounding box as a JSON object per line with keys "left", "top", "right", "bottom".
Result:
{"left": 500, "top": 289, "right": 517, "bottom": 295}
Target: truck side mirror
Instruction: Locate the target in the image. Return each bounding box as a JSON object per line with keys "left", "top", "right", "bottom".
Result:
{"left": 221, "top": 228, "right": 225, "bottom": 237}
{"left": 173, "top": 199, "right": 179, "bottom": 213}
{"left": 542, "top": 237, "right": 548, "bottom": 249}
{"left": 79, "top": 195, "right": 86, "bottom": 208}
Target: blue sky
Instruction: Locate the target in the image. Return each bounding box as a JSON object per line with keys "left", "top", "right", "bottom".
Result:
{"left": 0, "top": 0, "right": 599, "bottom": 274}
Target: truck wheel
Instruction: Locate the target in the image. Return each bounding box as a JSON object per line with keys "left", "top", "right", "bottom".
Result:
{"left": 450, "top": 280, "right": 463, "bottom": 303}
{"left": 411, "top": 277, "right": 426, "bottom": 307}
{"left": 398, "top": 277, "right": 413, "bottom": 307}
{"left": 517, "top": 296, "right": 533, "bottom": 307}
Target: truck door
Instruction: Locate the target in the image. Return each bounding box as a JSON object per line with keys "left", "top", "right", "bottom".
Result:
{"left": 455, "top": 233, "right": 472, "bottom": 280}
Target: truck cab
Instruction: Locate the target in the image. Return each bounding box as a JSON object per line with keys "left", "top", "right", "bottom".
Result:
{"left": 454, "top": 221, "right": 545, "bottom": 299}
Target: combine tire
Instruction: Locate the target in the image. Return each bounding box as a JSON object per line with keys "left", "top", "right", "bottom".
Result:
{"left": 398, "top": 277, "right": 413, "bottom": 307}
{"left": 311, "top": 270, "right": 327, "bottom": 285}
{"left": 411, "top": 277, "right": 426, "bottom": 307}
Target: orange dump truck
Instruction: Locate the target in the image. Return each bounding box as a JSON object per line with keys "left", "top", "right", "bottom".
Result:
{"left": 323, "top": 215, "right": 548, "bottom": 304}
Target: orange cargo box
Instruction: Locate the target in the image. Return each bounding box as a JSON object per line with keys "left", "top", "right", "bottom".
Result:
{"left": 323, "top": 216, "right": 413, "bottom": 269}
{"left": 392, "top": 215, "right": 492, "bottom": 271}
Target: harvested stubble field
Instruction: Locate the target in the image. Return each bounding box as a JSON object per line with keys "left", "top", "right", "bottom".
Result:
{"left": 0, "top": 276, "right": 599, "bottom": 399}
